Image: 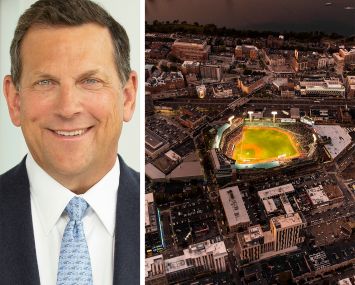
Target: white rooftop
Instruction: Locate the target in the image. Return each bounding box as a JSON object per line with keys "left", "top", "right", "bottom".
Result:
{"left": 219, "top": 186, "right": 250, "bottom": 227}
{"left": 271, "top": 212, "right": 303, "bottom": 229}
{"left": 313, "top": 125, "right": 352, "bottom": 159}
{"left": 263, "top": 199, "right": 277, "bottom": 214}
{"left": 258, "top": 184, "right": 295, "bottom": 200}
{"left": 165, "top": 150, "right": 181, "bottom": 162}
{"left": 280, "top": 194, "right": 295, "bottom": 215}
{"left": 244, "top": 225, "right": 264, "bottom": 243}
{"left": 306, "top": 185, "right": 330, "bottom": 205}
{"left": 184, "top": 240, "right": 227, "bottom": 259}
{"left": 165, "top": 240, "right": 227, "bottom": 274}
{"left": 164, "top": 255, "right": 191, "bottom": 274}
{"left": 338, "top": 278, "right": 353, "bottom": 285}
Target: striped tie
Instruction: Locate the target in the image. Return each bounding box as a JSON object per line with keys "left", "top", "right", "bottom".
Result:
{"left": 57, "top": 197, "right": 93, "bottom": 285}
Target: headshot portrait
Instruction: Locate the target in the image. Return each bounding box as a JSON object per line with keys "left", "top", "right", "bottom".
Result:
{"left": 0, "top": 0, "right": 140, "bottom": 284}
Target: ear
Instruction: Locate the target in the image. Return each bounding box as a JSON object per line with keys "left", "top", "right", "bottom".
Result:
{"left": 122, "top": 71, "right": 138, "bottom": 122}
{"left": 3, "top": 75, "right": 21, "bottom": 127}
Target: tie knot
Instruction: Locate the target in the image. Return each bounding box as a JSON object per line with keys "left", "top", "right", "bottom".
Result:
{"left": 65, "top": 197, "right": 89, "bottom": 221}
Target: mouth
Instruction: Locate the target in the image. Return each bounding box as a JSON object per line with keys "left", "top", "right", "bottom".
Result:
{"left": 51, "top": 127, "right": 91, "bottom": 137}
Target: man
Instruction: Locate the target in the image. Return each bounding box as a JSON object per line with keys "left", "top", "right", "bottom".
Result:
{"left": 0, "top": 0, "right": 139, "bottom": 284}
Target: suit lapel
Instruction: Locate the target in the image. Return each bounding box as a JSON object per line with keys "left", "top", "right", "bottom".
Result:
{"left": 113, "top": 156, "right": 140, "bottom": 285}
{"left": 0, "top": 158, "right": 40, "bottom": 285}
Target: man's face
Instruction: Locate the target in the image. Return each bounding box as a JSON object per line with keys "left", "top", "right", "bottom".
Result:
{"left": 4, "top": 23, "right": 137, "bottom": 189}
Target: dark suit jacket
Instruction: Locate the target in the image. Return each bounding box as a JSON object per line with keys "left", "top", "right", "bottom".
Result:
{"left": 0, "top": 155, "right": 140, "bottom": 285}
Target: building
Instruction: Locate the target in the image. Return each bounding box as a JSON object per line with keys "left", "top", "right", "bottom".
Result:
{"left": 171, "top": 38, "right": 210, "bottom": 61}
{"left": 299, "top": 78, "right": 345, "bottom": 97}
{"left": 236, "top": 224, "right": 274, "bottom": 262}
{"left": 210, "top": 148, "right": 234, "bottom": 178}
{"left": 196, "top": 84, "right": 206, "bottom": 98}
{"left": 236, "top": 212, "right": 305, "bottom": 263}
{"left": 266, "top": 35, "right": 284, "bottom": 48}
{"left": 145, "top": 255, "right": 168, "bottom": 285}
{"left": 146, "top": 71, "right": 185, "bottom": 93}
{"left": 145, "top": 129, "right": 170, "bottom": 159}
{"left": 313, "top": 125, "right": 352, "bottom": 160}
{"left": 306, "top": 184, "right": 344, "bottom": 214}
{"left": 270, "top": 213, "right": 305, "bottom": 251}
{"left": 200, "top": 63, "right": 223, "bottom": 81}
{"left": 212, "top": 84, "right": 233, "bottom": 98}
{"left": 280, "top": 86, "right": 295, "bottom": 98}
{"left": 262, "top": 50, "right": 286, "bottom": 66}
{"left": 345, "top": 75, "right": 355, "bottom": 98}
{"left": 177, "top": 108, "right": 206, "bottom": 129}
{"left": 164, "top": 239, "right": 228, "bottom": 283}
{"left": 333, "top": 48, "right": 355, "bottom": 73}
{"left": 145, "top": 193, "right": 164, "bottom": 256}
{"left": 258, "top": 184, "right": 295, "bottom": 215}
{"left": 237, "top": 75, "right": 266, "bottom": 94}
{"left": 181, "top": 61, "right": 200, "bottom": 75}
{"left": 235, "top": 45, "right": 259, "bottom": 60}
{"left": 219, "top": 186, "right": 251, "bottom": 232}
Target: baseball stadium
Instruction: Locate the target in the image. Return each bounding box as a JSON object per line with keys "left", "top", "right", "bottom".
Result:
{"left": 214, "top": 117, "right": 316, "bottom": 169}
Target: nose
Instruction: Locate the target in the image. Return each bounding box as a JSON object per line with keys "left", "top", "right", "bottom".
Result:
{"left": 55, "top": 84, "right": 82, "bottom": 118}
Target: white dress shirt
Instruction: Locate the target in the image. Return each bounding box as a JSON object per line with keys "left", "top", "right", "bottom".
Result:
{"left": 26, "top": 153, "right": 119, "bottom": 285}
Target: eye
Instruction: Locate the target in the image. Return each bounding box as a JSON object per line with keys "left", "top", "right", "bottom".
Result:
{"left": 37, "top": 79, "right": 52, "bottom": 85}
{"left": 33, "top": 79, "right": 55, "bottom": 90}
{"left": 81, "top": 78, "right": 103, "bottom": 89}
{"left": 84, "top": 78, "right": 99, "bottom": 84}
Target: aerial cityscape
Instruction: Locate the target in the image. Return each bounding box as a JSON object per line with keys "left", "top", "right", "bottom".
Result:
{"left": 145, "top": 3, "right": 355, "bottom": 284}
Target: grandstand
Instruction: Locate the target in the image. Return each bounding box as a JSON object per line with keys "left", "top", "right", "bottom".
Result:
{"left": 212, "top": 117, "right": 316, "bottom": 170}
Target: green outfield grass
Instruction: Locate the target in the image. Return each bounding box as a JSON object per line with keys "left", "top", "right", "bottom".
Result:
{"left": 233, "top": 126, "right": 300, "bottom": 164}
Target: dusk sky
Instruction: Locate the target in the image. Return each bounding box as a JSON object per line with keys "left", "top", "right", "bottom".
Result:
{"left": 146, "top": 0, "right": 355, "bottom": 36}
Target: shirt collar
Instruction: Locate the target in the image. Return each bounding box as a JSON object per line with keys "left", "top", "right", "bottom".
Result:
{"left": 26, "top": 153, "right": 119, "bottom": 236}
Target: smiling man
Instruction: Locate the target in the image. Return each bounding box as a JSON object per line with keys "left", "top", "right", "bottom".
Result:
{"left": 0, "top": 1, "right": 139, "bottom": 285}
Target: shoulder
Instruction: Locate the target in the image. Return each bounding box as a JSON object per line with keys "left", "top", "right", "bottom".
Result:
{"left": 0, "top": 157, "right": 28, "bottom": 197}
{"left": 117, "top": 155, "right": 140, "bottom": 195}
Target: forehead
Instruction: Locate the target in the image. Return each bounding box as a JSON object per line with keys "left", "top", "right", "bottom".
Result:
{"left": 20, "top": 23, "right": 115, "bottom": 72}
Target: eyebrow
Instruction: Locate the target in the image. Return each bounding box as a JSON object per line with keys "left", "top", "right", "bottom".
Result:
{"left": 76, "top": 69, "right": 102, "bottom": 80}
{"left": 32, "top": 72, "right": 60, "bottom": 82}
{"left": 33, "top": 69, "right": 106, "bottom": 82}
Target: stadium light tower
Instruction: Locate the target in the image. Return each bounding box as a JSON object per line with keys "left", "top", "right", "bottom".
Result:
{"left": 228, "top": 115, "right": 235, "bottom": 125}
{"left": 247, "top": 111, "right": 254, "bottom": 122}
{"left": 271, "top": 111, "right": 278, "bottom": 123}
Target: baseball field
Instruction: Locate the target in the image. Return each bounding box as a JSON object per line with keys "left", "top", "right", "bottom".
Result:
{"left": 232, "top": 126, "right": 300, "bottom": 164}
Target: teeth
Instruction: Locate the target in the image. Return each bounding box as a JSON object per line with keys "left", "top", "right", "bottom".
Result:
{"left": 55, "top": 129, "right": 86, "bottom": 137}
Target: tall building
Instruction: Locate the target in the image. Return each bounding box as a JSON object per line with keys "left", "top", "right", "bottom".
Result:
{"left": 235, "top": 45, "right": 259, "bottom": 60}
{"left": 236, "top": 224, "right": 274, "bottom": 262}
{"left": 145, "top": 255, "right": 168, "bottom": 285}
{"left": 145, "top": 193, "right": 164, "bottom": 256}
{"left": 200, "top": 63, "right": 223, "bottom": 81}
{"left": 237, "top": 212, "right": 306, "bottom": 263}
{"left": 171, "top": 38, "right": 210, "bottom": 61}
{"left": 149, "top": 239, "right": 229, "bottom": 284}
{"left": 166, "top": 240, "right": 227, "bottom": 282}
{"left": 270, "top": 213, "right": 305, "bottom": 251}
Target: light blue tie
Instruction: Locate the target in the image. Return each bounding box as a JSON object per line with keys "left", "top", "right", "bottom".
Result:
{"left": 57, "top": 197, "right": 93, "bottom": 285}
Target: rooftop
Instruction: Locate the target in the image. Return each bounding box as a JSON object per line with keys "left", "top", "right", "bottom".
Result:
{"left": 306, "top": 185, "right": 330, "bottom": 206}
{"left": 313, "top": 125, "right": 352, "bottom": 159}
{"left": 271, "top": 212, "right": 304, "bottom": 229}
{"left": 258, "top": 184, "right": 295, "bottom": 200}
{"left": 219, "top": 186, "right": 250, "bottom": 227}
